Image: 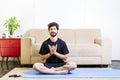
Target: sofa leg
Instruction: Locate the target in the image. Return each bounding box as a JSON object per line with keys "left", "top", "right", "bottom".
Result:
{"left": 101, "top": 65, "right": 108, "bottom": 68}
{"left": 1, "top": 57, "right": 5, "bottom": 65}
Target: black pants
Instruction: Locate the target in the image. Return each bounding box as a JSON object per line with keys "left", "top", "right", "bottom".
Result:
{"left": 43, "top": 62, "right": 67, "bottom": 68}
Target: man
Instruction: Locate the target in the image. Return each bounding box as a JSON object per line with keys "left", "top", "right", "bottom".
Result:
{"left": 33, "top": 22, "right": 77, "bottom": 74}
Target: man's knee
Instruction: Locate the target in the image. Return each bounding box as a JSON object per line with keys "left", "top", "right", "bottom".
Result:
{"left": 33, "top": 63, "right": 43, "bottom": 69}
{"left": 67, "top": 62, "right": 77, "bottom": 69}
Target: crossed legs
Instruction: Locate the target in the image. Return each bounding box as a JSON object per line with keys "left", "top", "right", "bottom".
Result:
{"left": 33, "top": 62, "right": 77, "bottom": 74}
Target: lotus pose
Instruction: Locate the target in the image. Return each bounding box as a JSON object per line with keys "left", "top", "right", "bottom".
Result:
{"left": 33, "top": 22, "right": 77, "bottom": 74}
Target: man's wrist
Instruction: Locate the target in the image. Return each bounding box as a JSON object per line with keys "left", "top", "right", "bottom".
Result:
{"left": 49, "top": 52, "right": 52, "bottom": 55}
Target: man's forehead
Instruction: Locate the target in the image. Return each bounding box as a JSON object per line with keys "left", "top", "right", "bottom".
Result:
{"left": 50, "top": 26, "right": 57, "bottom": 29}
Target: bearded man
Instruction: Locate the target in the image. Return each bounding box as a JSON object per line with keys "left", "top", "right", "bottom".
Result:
{"left": 33, "top": 22, "right": 76, "bottom": 74}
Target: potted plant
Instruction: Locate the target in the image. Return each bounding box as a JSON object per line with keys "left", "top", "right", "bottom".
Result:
{"left": 3, "top": 16, "right": 20, "bottom": 37}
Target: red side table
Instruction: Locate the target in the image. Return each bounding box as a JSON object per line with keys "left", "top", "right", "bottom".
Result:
{"left": 0, "top": 38, "right": 21, "bottom": 64}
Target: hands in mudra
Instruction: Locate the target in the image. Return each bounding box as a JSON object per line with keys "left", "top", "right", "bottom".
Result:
{"left": 48, "top": 44, "right": 57, "bottom": 55}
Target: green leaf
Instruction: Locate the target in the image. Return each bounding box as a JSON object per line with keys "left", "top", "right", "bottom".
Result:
{"left": 3, "top": 16, "right": 20, "bottom": 35}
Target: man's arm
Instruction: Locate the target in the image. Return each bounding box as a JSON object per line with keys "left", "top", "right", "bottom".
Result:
{"left": 40, "top": 53, "right": 51, "bottom": 61}
{"left": 39, "top": 42, "right": 52, "bottom": 60}
{"left": 54, "top": 52, "right": 68, "bottom": 61}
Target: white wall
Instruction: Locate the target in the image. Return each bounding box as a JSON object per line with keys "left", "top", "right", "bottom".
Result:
{"left": 0, "top": 0, "right": 120, "bottom": 60}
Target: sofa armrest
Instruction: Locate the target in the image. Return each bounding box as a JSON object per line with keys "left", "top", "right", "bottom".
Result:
{"left": 21, "top": 37, "right": 33, "bottom": 64}
{"left": 94, "top": 37, "right": 112, "bottom": 64}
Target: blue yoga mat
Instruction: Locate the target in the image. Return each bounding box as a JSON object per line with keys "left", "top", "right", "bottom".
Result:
{"left": 23, "top": 68, "right": 120, "bottom": 78}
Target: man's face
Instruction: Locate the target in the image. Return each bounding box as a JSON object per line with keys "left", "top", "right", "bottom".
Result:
{"left": 49, "top": 26, "right": 58, "bottom": 37}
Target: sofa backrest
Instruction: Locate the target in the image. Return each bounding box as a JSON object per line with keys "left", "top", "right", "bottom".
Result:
{"left": 75, "top": 29, "right": 101, "bottom": 44}
{"left": 58, "top": 29, "right": 75, "bottom": 44}
{"left": 24, "top": 29, "right": 101, "bottom": 44}
{"left": 24, "top": 29, "right": 49, "bottom": 43}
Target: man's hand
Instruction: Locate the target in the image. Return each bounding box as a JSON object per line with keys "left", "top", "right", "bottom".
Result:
{"left": 48, "top": 44, "right": 57, "bottom": 55}
{"left": 48, "top": 44, "right": 68, "bottom": 60}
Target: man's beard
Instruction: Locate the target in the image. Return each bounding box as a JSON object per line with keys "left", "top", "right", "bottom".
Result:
{"left": 50, "top": 32, "right": 57, "bottom": 37}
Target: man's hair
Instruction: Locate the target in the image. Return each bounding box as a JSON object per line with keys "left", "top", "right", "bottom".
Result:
{"left": 48, "top": 22, "right": 59, "bottom": 30}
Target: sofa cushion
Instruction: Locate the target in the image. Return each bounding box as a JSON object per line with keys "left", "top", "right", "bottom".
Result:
{"left": 58, "top": 29, "right": 75, "bottom": 44}
{"left": 68, "top": 44, "right": 102, "bottom": 57}
{"left": 25, "top": 29, "right": 49, "bottom": 43}
{"left": 67, "top": 57, "right": 101, "bottom": 64}
{"left": 75, "top": 29, "right": 101, "bottom": 44}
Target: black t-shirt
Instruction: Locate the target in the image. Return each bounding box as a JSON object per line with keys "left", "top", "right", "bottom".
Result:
{"left": 39, "top": 38, "right": 69, "bottom": 63}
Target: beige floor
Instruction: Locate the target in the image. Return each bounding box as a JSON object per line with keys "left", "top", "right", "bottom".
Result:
{"left": 0, "top": 67, "right": 120, "bottom": 80}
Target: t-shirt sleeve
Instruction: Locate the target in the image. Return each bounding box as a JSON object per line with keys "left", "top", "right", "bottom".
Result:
{"left": 62, "top": 41, "right": 69, "bottom": 54}
{"left": 39, "top": 42, "right": 48, "bottom": 55}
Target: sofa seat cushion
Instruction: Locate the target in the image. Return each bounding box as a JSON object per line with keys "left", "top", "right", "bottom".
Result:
{"left": 31, "top": 43, "right": 102, "bottom": 57}
{"left": 68, "top": 44, "right": 102, "bottom": 57}
{"left": 67, "top": 57, "right": 101, "bottom": 64}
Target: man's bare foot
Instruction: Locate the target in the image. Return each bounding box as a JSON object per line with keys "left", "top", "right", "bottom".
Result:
{"left": 50, "top": 67, "right": 69, "bottom": 74}
{"left": 56, "top": 69, "right": 69, "bottom": 74}
{"left": 50, "top": 67, "right": 68, "bottom": 71}
{"left": 51, "top": 67, "right": 61, "bottom": 71}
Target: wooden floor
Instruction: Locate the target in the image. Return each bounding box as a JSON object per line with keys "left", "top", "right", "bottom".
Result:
{"left": 0, "top": 60, "right": 120, "bottom": 78}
